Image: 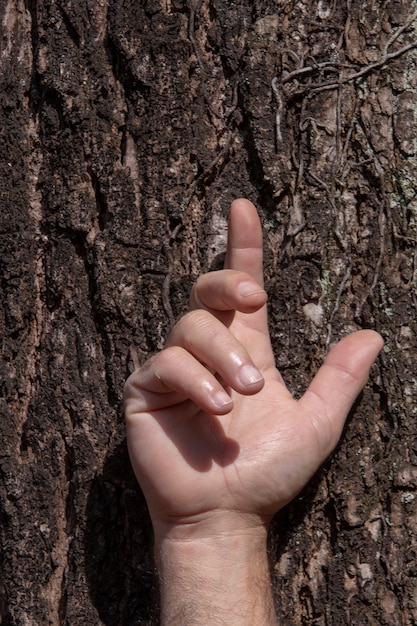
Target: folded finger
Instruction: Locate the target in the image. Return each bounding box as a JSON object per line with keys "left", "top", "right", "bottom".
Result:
{"left": 165, "top": 309, "right": 265, "bottom": 395}
{"left": 189, "top": 269, "right": 267, "bottom": 313}
{"left": 124, "top": 347, "right": 234, "bottom": 416}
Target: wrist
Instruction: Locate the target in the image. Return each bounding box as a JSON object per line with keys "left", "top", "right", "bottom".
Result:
{"left": 154, "top": 517, "right": 270, "bottom": 578}
{"left": 153, "top": 512, "right": 277, "bottom": 626}
{"left": 153, "top": 508, "right": 271, "bottom": 544}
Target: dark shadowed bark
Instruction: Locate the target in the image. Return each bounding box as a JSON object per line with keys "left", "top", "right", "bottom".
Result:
{"left": 1, "top": 1, "right": 417, "bottom": 623}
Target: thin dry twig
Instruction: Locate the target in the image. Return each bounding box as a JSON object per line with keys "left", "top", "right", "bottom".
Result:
{"left": 189, "top": 0, "right": 222, "bottom": 119}
{"left": 162, "top": 240, "right": 175, "bottom": 328}
{"left": 282, "top": 61, "right": 355, "bottom": 84}
{"left": 271, "top": 77, "right": 284, "bottom": 145}
{"left": 384, "top": 9, "right": 417, "bottom": 55}
{"left": 186, "top": 130, "right": 237, "bottom": 200}
{"left": 308, "top": 41, "right": 417, "bottom": 96}
{"left": 326, "top": 265, "right": 352, "bottom": 349}
{"left": 283, "top": 11, "right": 417, "bottom": 96}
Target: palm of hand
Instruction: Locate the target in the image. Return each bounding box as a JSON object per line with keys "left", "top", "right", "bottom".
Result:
{"left": 127, "top": 308, "right": 327, "bottom": 528}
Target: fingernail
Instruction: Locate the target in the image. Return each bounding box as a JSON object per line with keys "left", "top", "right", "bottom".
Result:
{"left": 238, "top": 364, "right": 264, "bottom": 386}
{"left": 213, "top": 390, "right": 233, "bottom": 409}
{"left": 238, "top": 281, "right": 264, "bottom": 298}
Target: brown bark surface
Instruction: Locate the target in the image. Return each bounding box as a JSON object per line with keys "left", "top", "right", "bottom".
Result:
{"left": 1, "top": 1, "right": 417, "bottom": 623}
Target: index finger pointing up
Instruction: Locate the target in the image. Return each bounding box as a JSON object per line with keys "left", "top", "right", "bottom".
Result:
{"left": 224, "top": 199, "right": 264, "bottom": 287}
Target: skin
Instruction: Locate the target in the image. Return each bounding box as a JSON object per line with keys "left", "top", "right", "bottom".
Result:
{"left": 124, "top": 198, "right": 383, "bottom": 625}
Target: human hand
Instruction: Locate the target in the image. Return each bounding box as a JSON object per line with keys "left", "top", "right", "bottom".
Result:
{"left": 124, "top": 199, "right": 383, "bottom": 541}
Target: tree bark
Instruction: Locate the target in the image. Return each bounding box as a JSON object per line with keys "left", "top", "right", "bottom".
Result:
{"left": 1, "top": 0, "right": 416, "bottom": 623}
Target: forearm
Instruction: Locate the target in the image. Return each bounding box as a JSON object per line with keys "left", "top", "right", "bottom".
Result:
{"left": 154, "top": 525, "right": 278, "bottom": 626}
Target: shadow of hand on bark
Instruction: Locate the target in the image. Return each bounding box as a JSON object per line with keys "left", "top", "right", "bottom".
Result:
{"left": 85, "top": 436, "right": 158, "bottom": 625}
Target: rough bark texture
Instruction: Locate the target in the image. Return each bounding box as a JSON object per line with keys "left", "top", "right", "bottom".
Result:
{"left": 1, "top": 0, "right": 417, "bottom": 624}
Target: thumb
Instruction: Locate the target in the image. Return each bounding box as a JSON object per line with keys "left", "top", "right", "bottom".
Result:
{"left": 298, "top": 330, "right": 383, "bottom": 458}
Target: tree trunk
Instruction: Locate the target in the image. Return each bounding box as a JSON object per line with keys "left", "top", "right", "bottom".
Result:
{"left": 1, "top": 0, "right": 416, "bottom": 623}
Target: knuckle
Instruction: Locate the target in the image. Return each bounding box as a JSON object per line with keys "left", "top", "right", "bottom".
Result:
{"left": 189, "top": 282, "right": 201, "bottom": 308}
{"left": 159, "top": 345, "right": 184, "bottom": 368}
{"left": 174, "top": 309, "right": 212, "bottom": 335}
{"left": 183, "top": 310, "right": 220, "bottom": 342}
{"left": 168, "top": 309, "right": 229, "bottom": 356}
{"left": 123, "top": 377, "right": 145, "bottom": 414}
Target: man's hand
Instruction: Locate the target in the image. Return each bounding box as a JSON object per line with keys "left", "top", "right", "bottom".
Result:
{"left": 124, "top": 198, "right": 382, "bottom": 535}
{"left": 123, "top": 198, "right": 383, "bottom": 625}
